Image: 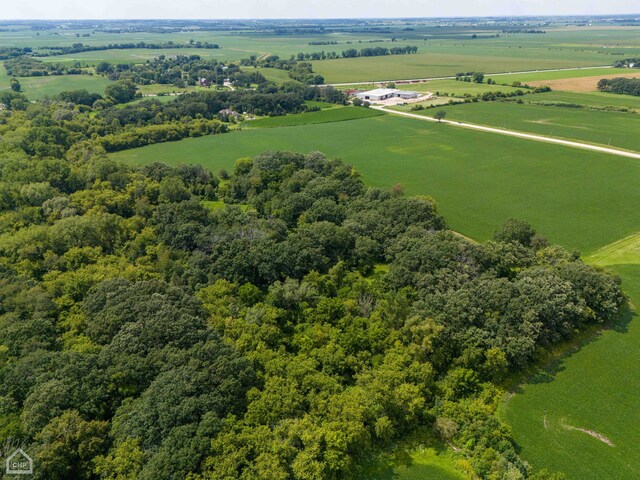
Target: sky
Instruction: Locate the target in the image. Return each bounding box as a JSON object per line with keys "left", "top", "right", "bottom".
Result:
{"left": 2, "top": 0, "right": 639, "bottom": 20}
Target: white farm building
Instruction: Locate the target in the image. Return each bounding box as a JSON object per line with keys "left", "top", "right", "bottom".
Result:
{"left": 354, "top": 88, "right": 421, "bottom": 101}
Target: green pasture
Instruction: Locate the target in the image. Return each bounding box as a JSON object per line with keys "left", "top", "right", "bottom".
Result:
{"left": 252, "top": 67, "right": 293, "bottom": 84}
{"left": 491, "top": 67, "right": 628, "bottom": 84}
{"left": 398, "top": 101, "right": 640, "bottom": 152}
{"left": 531, "top": 90, "right": 640, "bottom": 110}
{"left": 244, "top": 106, "right": 383, "bottom": 128}
{"left": 500, "top": 263, "right": 640, "bottom": 480}
{"left": 10, "top": 74, "right": 114, "bottom": 99}
{"left": 398, "top": 79, "right": 526, "bottom": 96}
{"left": 110, "top": 114, "right": 640, "bottom": 254}
{"left": 136, "top": 83, "right": 200, "bottom": 95}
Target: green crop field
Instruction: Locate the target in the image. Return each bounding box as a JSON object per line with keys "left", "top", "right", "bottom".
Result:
{"left": 395, "top": 100, "right": 640, "bottom": 152}
{"left": 499, "top": 263, "right": 640, "bottom": 480}
{"left": 8, "top": 74, "right": 114, "bottom": 99}
{"left": 314, "top": 50, "right": 612, "bottom": 83}
{"left": 110, "top": 114, "right": 640, "bottom": 254}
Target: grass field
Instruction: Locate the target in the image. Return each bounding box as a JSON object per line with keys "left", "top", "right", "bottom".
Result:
{"left": 244, "top": 106, "right": 383, "bottom": 128}
{"left": 110, "top": 114, "right": 640, "bottom": 254}
{"left": 531, "top": 90, "right": 640, "bottom": 110}
{"left": 499, "top": 263, "right": 640, "bottom": 480}
{"left": 392, "top": 446, "right": 469, "bottom": 480}
{"left": 396, "top": 100, "right": 640, "bottom": 152}
{"left": 493, "top": 67, "right": 628, "bottom": 85}
{"left": 137, "top": 84, "right": 199, "bottom": 95}
{"left": 9, "top": 74, "right": 114, "bottom": 99}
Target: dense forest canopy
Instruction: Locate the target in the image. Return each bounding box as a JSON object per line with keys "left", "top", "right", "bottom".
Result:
{"left": 0, "top": 133, "right": 624, "bottom": 478}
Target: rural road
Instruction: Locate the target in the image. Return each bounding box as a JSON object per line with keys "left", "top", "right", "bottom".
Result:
{"left": 372, "top": 105, "right": 640, "bottom": 160}
{"left": 326, "top": 65, "right": 613, "bottom": 86}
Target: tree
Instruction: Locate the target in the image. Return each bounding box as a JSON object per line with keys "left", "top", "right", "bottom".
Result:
{"left": 434, "top": 110, "right": 447, "bottom": 122}
{"left": 472, "top": 72, "right": 485, "bottom": 83}
{"left": 10, "top": 78, "right": 21, "bottom": 92}
{"left": 493, "top": 218, "right": 536, "bottom": 246}
{"left": 105, "top": 80, "right": 137, "bottom": 104}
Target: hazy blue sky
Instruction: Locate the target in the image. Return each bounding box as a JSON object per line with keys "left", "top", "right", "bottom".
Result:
{"left": 2, "top": 0, "right": 639, "bottom": 20}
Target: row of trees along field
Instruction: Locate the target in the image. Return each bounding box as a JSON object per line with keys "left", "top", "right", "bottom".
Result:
{"left": 0, "top": 101, "right": 624, "bottom": 480}
{"left": 597, "top": 77, "right": 640, "bottom": 96}
{"left": 0, "top": 81, "right": 347, "bottom": 154}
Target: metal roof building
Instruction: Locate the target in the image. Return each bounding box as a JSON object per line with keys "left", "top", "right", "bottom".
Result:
{"left": 354, "top": 88, "right": 421, "bottom": 101}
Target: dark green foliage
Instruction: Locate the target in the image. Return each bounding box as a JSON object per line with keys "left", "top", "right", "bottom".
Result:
{"left": 104, "top": 79, "right": 138, "bottom": 104}
{"left": 0, "top": 143, "right": 622, "bottom": 480}
{"left": 597, "top": 77, "right": 640, "bottom": 96}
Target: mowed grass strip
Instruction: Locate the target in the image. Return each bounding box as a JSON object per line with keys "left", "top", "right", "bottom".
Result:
{"left": 587, "top": 233, "right": 640, "bottom": 267}
{"left": 110, "top": 114, "right": 640, "bottom": 253}
{"left": 393, "top": 447, "right": 469, "bottom": 480}
{"left": 399, "top": 101, "right": 640, "bottom": 153}
{"left": 244, "top": 106, "right": 383, "bottom": 128}
{"left": 499, "top": 264, "right": 640, "bottom": 480}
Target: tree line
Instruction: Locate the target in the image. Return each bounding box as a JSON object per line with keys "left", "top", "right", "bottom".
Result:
{"left": 597, "top": 77, "right": 640, "bottom": 96}
{"left": 0, "top": 80, "right": 347, "bottom": 155}
{"left": 32, "top": 40, "right": 220, "bottom": 57}
{"left": 95, "top": 55, "right": 268, "bottom": 89}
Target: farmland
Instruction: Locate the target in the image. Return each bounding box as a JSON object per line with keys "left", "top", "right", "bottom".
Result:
{"left": 4, "top": 73, "right": 114, "bottom": 99}
{"left": 38, "top": 47, "right": 228, "bottom": 65}
{"left": 393, "top": 100, "right": 640, "bottom": 152}
{"left": 244, "top": 105, "right": 383, "bottom": 128}
{"left": 532, "top": 90, "right": 640, "bottom": 110}
{"left": 526, "top": 72, "right": 640, "bottom": 92}
{"left": 111, "top": 113, "right": 640, "bottom": 254}
{"left": 312, "top": 49, "right": 613, "bottom": 83}
{"left": 499, "top": 263, "right": 640, "bottom": 480}
{"left": 3, "top": 18, "right": 640, "bottom": 480}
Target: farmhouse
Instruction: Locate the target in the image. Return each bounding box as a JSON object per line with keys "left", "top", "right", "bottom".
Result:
{"left": 354, "top": 88, "right": 421, "bottom": 101}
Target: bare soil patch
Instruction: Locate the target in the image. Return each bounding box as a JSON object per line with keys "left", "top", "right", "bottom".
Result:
{"left": 527, "top": 73, "right": 640, "bottom": 92}
{"left": 560, "top": 418, "right": 615, "bottom": 446}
